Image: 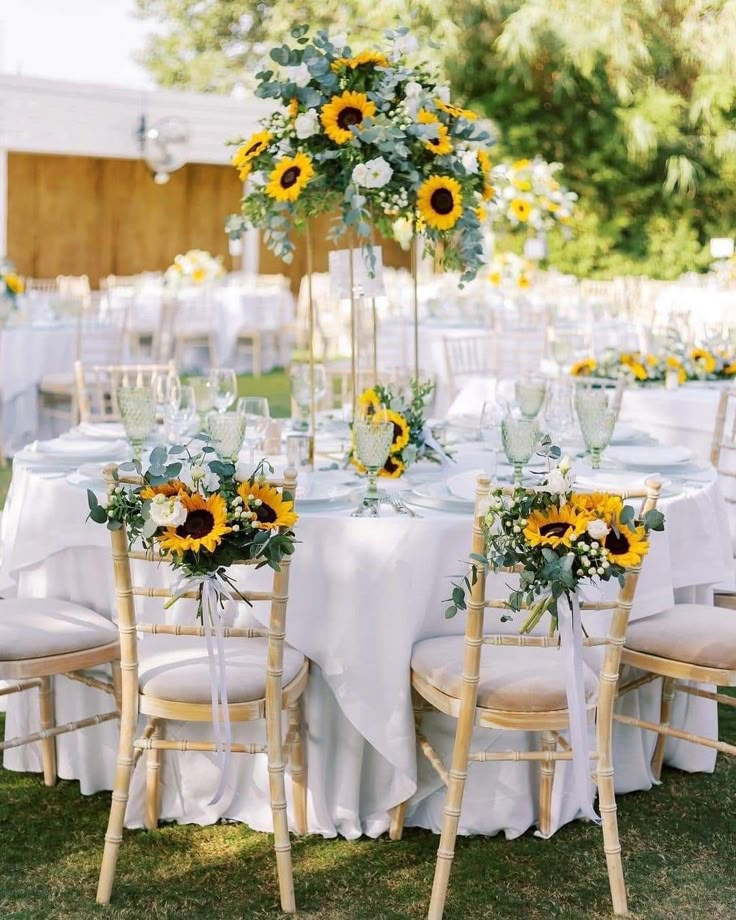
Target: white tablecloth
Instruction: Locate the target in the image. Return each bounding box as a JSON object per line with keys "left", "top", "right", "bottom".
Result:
{"left": 0, "top": 321, "right": 78, "bottom": 454}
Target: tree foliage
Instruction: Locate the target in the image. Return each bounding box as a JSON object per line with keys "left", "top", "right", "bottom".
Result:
{"left": 135, "top": 0, "right": 736, "bottom": 278}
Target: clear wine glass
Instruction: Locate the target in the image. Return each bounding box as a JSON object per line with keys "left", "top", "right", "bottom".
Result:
{"left": 152, "top": 370, "right": 182, "bottom": 419}
{"left": 548, "top": 326, "right": 572, "bottom": 375}
{"left": 163, "top": 384, "right": 197, "bottom": 444}
{"left": 237, "top": 396, "right": 271, "bottom": 464}
{"left": 495, "top": 377, "right": 517, "bottom": 414}
{"left": 501, "top": 416, "right": 539, "bottom": 484}
{"left": 515, "top": 375, "right": 547, "bottom": 419}
{"left": 351, "top": 404, "right": 393, "bottom": 517}
{"left": 479, "top": 400, "right": 503, "bottom": 450}
{"left": 290, "top": 364, "right": 327, "bottom": 429}
{"left": 544, "top": 378, "right": 575, "bottom": 440}
{"left": 209, "top": 367, "right": 238, "bottom": 413}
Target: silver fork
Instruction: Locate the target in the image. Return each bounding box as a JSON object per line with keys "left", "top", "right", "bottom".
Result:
{"left": 389, "top": 492, "right": 422, "bottom": 518}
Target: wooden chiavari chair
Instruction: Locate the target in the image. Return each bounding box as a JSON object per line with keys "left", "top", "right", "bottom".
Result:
{"left": 390, "top": 474, "right": 661, "bottom": 918}
{"left": 24, "top": 277, "right": 58, "bottom": 295}
{"left": 0, "top": 599, "right": 120, "bottom": 787}
{"left": 708, "top": 383, "right": 736, "bottom": 607}
{"left": 96, "top": 465, "right": 308, "bottom": 912}
{"left": 74, "top": 361, "right": 176, "bottom": 424}
{"left": 443, "top": 334, "right": 493, "bottom": 401}
{"left": 56, "top": 274, "right": 92, "bottom": 313}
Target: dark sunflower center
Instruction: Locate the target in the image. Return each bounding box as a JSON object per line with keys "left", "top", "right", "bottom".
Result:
{"left": 246, "top": 141, "right": 264, "bottom": 156}
{"left": 540, "top": 522, "right": 571, "bottom": 538}
{"left": 605, "top": 530, "right": 630, "bottom": 554}
{"left": 430, "top": 188, "right": 455, "bottom": 215}
{"left": 177, "top": 510, "right": 214, "bottom": 540}
{"left": 255, "top": 503, "right": 278, "bottom": 524}
{"left": 392, "top": 421, "right": 403, "bottom": 440}
{"left": 384, "top": 456, "right": 400, "bottom": 473}
{"left": 280, "top": 166, "right": 301, "bottom": 189}
{"left": 337, "top": 106, "right": 363, "bottom": 130}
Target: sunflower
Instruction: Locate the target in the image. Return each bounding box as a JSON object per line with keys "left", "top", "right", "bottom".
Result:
{"left": 510, "top": 199, "right": 531, "bottom": 222}
{"left": 358, "top": 388, "right": 381, "bottom": 413}
{"left": 489, "top": 270, "right": 502, "bottom": 286}
{"left": 603, "top": 522, "right": 649, "bottom": 568}
{"left": 381, "top": 455, "right": 406, "bottom": 478}
{"left": 232, "top": 130, "right": 271, "bottom": 171}
{"left": 524, "top": 504, "right": 590, "bottom": 550}
{"left": 512, "top": 177, "right": 532, "bottom": 191}
{"left": 690, "top": 348, "right": 717, "bottom": 374}
{"left": 331, "top": 50, "right": 389, "bottom": 71}
{"left": 141, "top": 480, "right": 188, "bottom": 501}
{"left": 512, "top": 158, "right": 531, "bottom": 170}
{"left": 417, "top": 110, "right": 453, "bottom": 155}
{"left": 265, "top": 152, "right": 314, "bottom": 203}
{"left": 4, "top": 273, "right": 24, "bottom": 294}
{"left": 570, "top": 358, "right": 597, "bottom": 377}
{"left": 158, "top": 492, "right": 231, "bottom": 555}
{"left": 387, "top": 410, "right": 410, "bottom": 454}
{"left": 288, "top": 97, "right": 299, "bottom": 119}
{"left": 239, "top": 482, "right": 298, "bottom": 531}
{"left": 476, "top": 204, "right": 488, "bottom": 222}
{"left": 571, "top": 492, "right": 624, "bottom": 522}
{"left": 477, "top": 150, "right": 494, "bottom": 200}
{"left": 434, "top": 98, "right": 477, "bottom": 121}
{"left": 417, "top": 175, "right": 463, "bottom": 231}
{"left": 321, "top": 91, "right": 376, "bottom": 144}
{"left": 628, "top": 361, "right": 648, "bottom": 381}
{"left": 666, "top": 355, "right": 688, "bottom": 383}
{"left": 725, "top": 361, "right": 736, "bottom": 376}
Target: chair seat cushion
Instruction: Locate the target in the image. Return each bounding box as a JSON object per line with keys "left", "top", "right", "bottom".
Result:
{"left": 625, "top": 604, "right": 736, "bottom": 671}
{"left": 0, "top": 599, "right": 118, "bottom": 661}
{"left": 411, "top": 636, "right": 598, "bottom": 712}
{"left": 138, "top": 636, "right": 305, "bottom": 704}
{"left": 38, "top": 372, "right": 74, "bottom": 394}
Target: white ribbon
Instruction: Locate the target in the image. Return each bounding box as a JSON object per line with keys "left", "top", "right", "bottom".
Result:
{"left": 557, "top": 592, "right": 600, "bottom": 824}
{"left": 168, "top": 570, "right": 239, "bottom": 805}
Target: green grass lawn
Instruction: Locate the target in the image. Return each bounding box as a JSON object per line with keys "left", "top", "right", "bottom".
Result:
{"left": 1, "top": 699, "right": 735, "bottom": 919}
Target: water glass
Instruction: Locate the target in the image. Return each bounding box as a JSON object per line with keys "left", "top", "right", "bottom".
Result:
{"left": 209, "top": 367, "right": 238, "bottom": 412}
{"left": 151, "top": 369, "right": 182, "bottom": 419}
{"left": 290, "top": 364, "right": 327, "bottom": 428}
{"left": 163, "top": 384, "right": 197, "bottom": 444}
{"left": 207, "top": 411, "right": 246, "bottom": 462}
{"left": 544, "top": 378, "right": 575, "bottom": 440}
{"left": 548, "top": 327, "right": 572, "bottom": 372}
{"left": 189, "top": 375, "right": 215, "bottom": 423}
{"left": 237, "top": 396, "right": 270, "bottom": 464}
{"left": 501, "top": 416, "right": 539, "bottom": 484}
{"left": 118, "top": 386, "right": 155, "bottom": 459}
{"left": 479, "top": 400, "right": 502, "bottom": 450}
{"left": 577, "top": 393, "right": 616, "bottom": 469}
{"left": 352, "top": 406, "right": 393, "bottom": 516}
{"left": 515, "top": 376, "right": 547, "bottom": 419}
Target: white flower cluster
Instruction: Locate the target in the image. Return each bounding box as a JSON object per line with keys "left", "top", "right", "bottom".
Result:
{"left": 352, "top": 156, "right": 393, "bottom": 189}
{"left": 164, "top": 249, "right": 225, "bottom": 287}
{"left": 493, "top": 157, "right": 577, "bottom": 232}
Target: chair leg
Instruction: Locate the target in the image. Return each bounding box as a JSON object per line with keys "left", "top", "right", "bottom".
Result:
{"left": 651, "top": 677, "right": 676, "bottom": 781}
{"left": 144, "top": 719, "right": 164, "bottom": 831}
{"left": 598, "top": 756, "right": 627, "bottom": 915}
{"left": 96, "top": 700, "right": 138, "bottom": 903}
{"left": 269, "top": 739, "right": 296, "bottom": 913}
{"left": 287, "top": 699, "right": 307, "bottom": 836}
{"left": 38, "top": 676, "right": 57, "bottom": 787}
{"left": 389, "top": 801, "right": 409, "bottom": 841}
{"left": 538, "top": 730, "right": 557, "bottom": 836}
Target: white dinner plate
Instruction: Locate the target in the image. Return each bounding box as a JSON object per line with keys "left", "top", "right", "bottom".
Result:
{"left": 607, "top": 445, "right": 692, "bottom": 470}
{"left": 407, "top": 479, "right": 475, "bottom": 514}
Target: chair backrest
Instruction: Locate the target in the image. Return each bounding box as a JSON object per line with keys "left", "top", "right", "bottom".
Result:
{"left": 25, "top": 277, "right": 58, "bottom": 294}
{"left": 444, "top": 334, "right": 493, "bottom": 400}
{"left": 75, "top": 361, "right": 176, "bottom": 423}
{"left": 711, "top": 385, "right": 736, "bottom": 505}
{"left": 463, "top": 475, "right": 661, "bottom": 716}
{"left": 104, "top": 464, "right": 298, "bottom": 715}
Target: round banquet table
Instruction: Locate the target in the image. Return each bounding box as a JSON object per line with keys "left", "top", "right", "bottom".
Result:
{"left": 1, "top": 441, "right": 733, "bottom": 840}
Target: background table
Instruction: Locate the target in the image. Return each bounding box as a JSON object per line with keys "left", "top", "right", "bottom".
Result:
{"left": 2, "top": 445, "right": 731, "bottom": 840}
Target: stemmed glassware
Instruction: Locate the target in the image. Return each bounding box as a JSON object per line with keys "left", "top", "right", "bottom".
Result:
{"left": 351, "top": 404, "right": 394, "bottom": 517}
{"left": 163, "top": 385, "right": 197, "bottom": 444}
{"left": 515, "top": 375, "right": 547, "bottom": 419}
{"left": 548, "top": 326, "right": 572, "bottom": 375}
{"left": 207, "top": 410, "right": 246, "bottom": 462}
{"left": 189, "top": 375, "right": 215, "bottom": 426}
{"left": 290, "top": 364, "right": 327, "bottom": 429}
{"left": 209, "top": 367, "right": 238, "bottom": 413}
{"left": 501, "top": 415, "right": 539, "bottom": 484}
{"left": 237, "top": 396, "right": 271, "bottom": 464}
{"left": 544, "top": 378, "right": 575, "bottom": 441}
{"left": 575, "top": 386, "right": 616, "bottom": 469}
{"left": 152, "top": 370, "right": 182, "bottom": 420}
{"left": 118, "top": 386, "right": 156, "bottom": 460}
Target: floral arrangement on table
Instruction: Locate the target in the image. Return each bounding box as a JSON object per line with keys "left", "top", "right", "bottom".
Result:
{"left": 349, "top": 379, "right": 448, "bottom": 478}
{"left": 225, "top": 26, "right": 502, "bottom": 282}
{"left": 164, "top": 250, "right": 226, "bottom": 287}
{"left": 444, "top": 456, "right": 665, "bottom": 627}
{"left": 489, "top": 157, "right": 577, "bottom": 235}
{"left": 87, "top": 444, "right": 298, "bottom": 618}
{"left": 570, "top": 346, "right": 736, "bottom": 384}
{"left": 487, "top": 251, "right": 532, "bottom": 289}
{"left": 0, "top": 258, "right": 24, "bottom": 301}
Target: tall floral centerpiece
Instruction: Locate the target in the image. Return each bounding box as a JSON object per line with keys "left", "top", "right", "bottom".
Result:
{"left": 226, "top": 26, "right": 498, "bottom": 441}
{"left": 0, "top": 258, "right": 24, "bottom": 317}
{"left": 164, "top": 249, "right": 225, "bottom": 287}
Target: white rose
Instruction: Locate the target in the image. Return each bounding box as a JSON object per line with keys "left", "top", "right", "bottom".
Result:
{"left": 285, "top": 63, "right": 311, "bottom": 87}
{"left": 404, "top": 80, "right": 423, "bottom": 98}
{"left": 351, "top": 163, "right": 369, "bottom": 186}
{"left": 362, "top": 156, "right": 393, "bottom": 189}
{"left": 462, "top": 150, "right": 479, "bottom": 174}
{"left": 331, "top": 32, "right": 348, "bottom": 50}
{"left": 392, "top": 32, "right": 418, "bottom": 59}
{"left": 542, "top": 468, "right": 569, "bottom": 495}
{"left": 249, "top": 171, "right": 266, "bottom": 188}
{"left": 587, "top": 519, "right": 610, "bottom": 541}
{"left": 294, "top": 109, "right": 320, "bottom": 140}
{"left": 148, "top": 496, "right": 187, "bottom": 528}
{"left": 558, "top": 455, "right": 572, "bottom": 475}
{"left": 436, "top": 85, "right": 451, "bottom": 103}
{"left": 392, "top": 217, "right": 413, "bottom": 250}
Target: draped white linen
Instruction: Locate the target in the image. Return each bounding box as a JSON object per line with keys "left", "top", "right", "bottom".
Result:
{"left": 1, "top": 455, "right": 731, "bottom": 839}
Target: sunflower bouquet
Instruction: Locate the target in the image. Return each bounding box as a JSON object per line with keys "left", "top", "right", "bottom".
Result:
{"left": 490, "top": 157, "right": 576, "bottom": 234}
{"left": 349, "top": 379, "right": 447, "bottom": 478}
{"left": 164, "top": 250, "right": 225, "bottom": 287}
{"left": 571, "top": 346, "right": 736, "bottom": 384}
{"left": 87, "top": 444, "right": 298, "bottom": 619}
{"left": 226, "top": 26, "right": 504, "bottom": 282}
{"left": 0, "top": 258, "right": 24, "bottom": 301}
{"left": 444, "top": 458, "right": 665, "bottom": 628}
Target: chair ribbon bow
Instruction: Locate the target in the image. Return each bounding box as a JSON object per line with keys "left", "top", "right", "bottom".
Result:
{"left": 557, "top": 591, "right": 600, "bottom": 824}
{"left": 169, "top": 570, "right": 240, "bottom": 806}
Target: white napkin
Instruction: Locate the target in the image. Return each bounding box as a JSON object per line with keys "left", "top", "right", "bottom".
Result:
{"left": 76, "top": 422, "right": 127, "bottom": 441}
{"left": 446, "top": 469, "right": 486, "bottom": 502}
{"left": 31, "top": 438, "right": 128, "bottom": 459}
